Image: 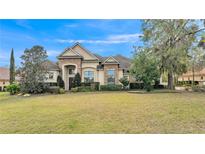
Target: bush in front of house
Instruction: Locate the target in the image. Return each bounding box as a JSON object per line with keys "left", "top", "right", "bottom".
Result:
{"left": 70, "top": 87, "right": 78, "bottom": 92}
{"left": 129, "top": 82, "right": 144, "bottom": 89}
{"left": 57, "top": 75, "right": 65, "bottom": 88}
{"left": 48, "top": 86, "right": 60, "bottom": 94}
{"left": 78, "top": 86, "right": 94, "bottom": 92}
{"left": 119, "top": 77, "right": 129, "bottom": 89}
{"left": 58, "top": 88, "right": 65, "bottom": 94}
{"left": 6, "top": 83, "right": 20, "bottom": 95}
{"left": 81, "top": 82, "right": 100, "bottom": 91}
{"left": 70, "top": 86, "right": 94, "bottom": 92}
{"left": 100, "top": 84, "right": 122, "bottom": 91}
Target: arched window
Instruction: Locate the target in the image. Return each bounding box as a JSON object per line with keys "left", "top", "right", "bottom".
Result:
{"left": 84, "top": 71, "right": 94, "bottom": 83}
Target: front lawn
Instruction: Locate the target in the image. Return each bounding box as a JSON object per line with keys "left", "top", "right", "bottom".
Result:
{"left": 0, "top": 92, "right": 205, "bottom": 133}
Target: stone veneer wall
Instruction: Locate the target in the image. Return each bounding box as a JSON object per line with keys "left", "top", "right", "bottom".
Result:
{"left": 103, "top": 64, "right": 119, "bottom": 85}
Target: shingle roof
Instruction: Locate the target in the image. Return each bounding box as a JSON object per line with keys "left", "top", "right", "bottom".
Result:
{"left": 42, "top": 60, "right": 60, "bottom": 71}
{"left": 113, "top": 55, "right": 131, "bottom": 69}
{"left": 95, "top": 54, "right": 131, "bottom": 70}
{"left": 0, "top": 67, "right": 9, "bottom": 80}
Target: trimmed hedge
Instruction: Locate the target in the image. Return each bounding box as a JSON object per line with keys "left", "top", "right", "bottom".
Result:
{"left": 176, "top": 81, "right": 199, "bottom": 86}
{"left": 130, "top": 82, "right": 165, "bottom": 89}
{"left": 71, "top": 86, "right": 94, "bottom": 92}
{"left": 81, "top": 82, "right": 100, "bottom": 91}
{"left": 100, "top": 84, "right": 122, "bottom": 91}
{"left": 129, "top": 83, "right": 144, "bottom": 89}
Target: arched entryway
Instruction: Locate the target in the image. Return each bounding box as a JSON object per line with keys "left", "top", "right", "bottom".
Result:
{"left": 62, "top": 64, "right": 77, "bottom": 90}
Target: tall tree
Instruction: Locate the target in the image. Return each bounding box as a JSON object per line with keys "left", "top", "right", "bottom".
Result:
{"left": 130, "top": 47, "right": 160, "bottom": 91}
{"left": 19, "top": 45, "right": 48, "bottom": 93}
{"left": 142, "top": 19, "right": 205, "bottom": 89}
{"left": 9, "top": 48, "right": 15, "bottom": 84}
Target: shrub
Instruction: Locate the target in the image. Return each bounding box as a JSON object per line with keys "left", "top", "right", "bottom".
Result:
{"left": 58, "top": 88, "right": 65, "bottom": 94}
{"left": 81, "top": 82, "right": 100, "bottom": 91}
{"left": 119, "top": 77, "right": 129, "bottom": 89}
{"left": 6, "top": 83, "right": 20, "bottom": 95}
{"left": 100, "top": 84, "right": 122, "bottom": 91}
{"left": 78, "top": 86, "right": 93, "bottom": 92}
{"left": 48, "top": 86, "right": 60, "bottom": 94}
{"left": 72, "top": 73, "right": 81, "bottom": 88}
{"left": 57, "top": 75, "right": 64, "bottom": 88}
{"left": 70, "top": 87, "right": 78, "bottom": 92}
{"left": 130, "top": 82, "right": 144, "bottom": 89}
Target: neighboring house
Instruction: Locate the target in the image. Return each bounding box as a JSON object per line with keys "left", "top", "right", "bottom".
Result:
{"left": 178, "top": 68, "right": 205, "bottom": 86}
{"left": 45, "top": 42, "right": 132, "bottom": 90}
{"left": 0, "top": 67, "right": 10, "bottom": 91}
{"left": 0, "top": 67, "right": 20, "bottom": 91}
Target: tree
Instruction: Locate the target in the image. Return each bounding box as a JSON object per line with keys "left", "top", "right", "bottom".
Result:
{"left": 9, "top": 48, "right": 15, "bottom": 84}
{"left": 130, "top": 47, "right": 160, "bottom": 92}
{"left": 19, "top": 45, "right": 48, "bottom": 94}
{"left": 142, "top": 19, "right": 205, "bottom": 89}
{"left": 72, "top": 73, "right": 81, "bottom": 88}
{"left": 198, "top": 36, "right": 205, "bottom": 49}
{"left": 189, "top": 46, "right": 205, "bottom": 85}
{"left": 119, "top": 76, "right": 129, "bottom": 89}
{"left": 57, "top": 75, "right": 64, "bottom": 88}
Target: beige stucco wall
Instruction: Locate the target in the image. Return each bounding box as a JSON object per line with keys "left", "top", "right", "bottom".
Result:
{"left": 97, "top": 70, "right": 104, "bottom": 85}
{"left": 45, "top": 71, "right": 59, "bottom": 83}
{"left": 178, "top": 75, "right": 205, "bottom": 82}
{"left": 72, "top": 45, "right": 97, "bottom": 60}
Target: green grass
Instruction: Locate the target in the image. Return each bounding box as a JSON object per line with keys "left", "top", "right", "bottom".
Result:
{"left": 0, "top": 91, "right": 205, "bottom": 133}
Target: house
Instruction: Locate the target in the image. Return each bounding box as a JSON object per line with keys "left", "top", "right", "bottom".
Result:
{"left": 0, "top": 67, "right": 10, "bottom": 91}
{"left": 0, "top": 67, "right": 21, "bottom": 91}
{"left": 45, "top": 42, "right": 132, "bottom": 90}
{"left": 177, "top": 68, "right": 205, "bottom": 86}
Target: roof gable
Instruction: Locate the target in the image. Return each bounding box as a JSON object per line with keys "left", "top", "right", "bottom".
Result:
{"left": 71, "top": 43, "right": 99, "bottom": 60}
{"left": 58, "top": 48, "right": 82, "bottom": 58}
{"left": 103, "top": 56, "right": 119, "bottom": 64}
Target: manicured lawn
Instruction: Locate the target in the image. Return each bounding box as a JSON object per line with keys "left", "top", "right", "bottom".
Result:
{"left": 0, "top": 91, "right": 205, "bottom": 133}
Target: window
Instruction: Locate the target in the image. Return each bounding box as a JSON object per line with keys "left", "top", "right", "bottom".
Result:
{"left": 69, "top": 68, "right": 74, "bottom": 75}
{"left": 3, "top": 82, "right": 5, "bottom": 85}
{"left": 84, "top": 71, "right": 94, "bottom": 83}
{"left": 107, "top": 69, "right": 115, "bottom": 84}
{"left": 201, "top": 76, "right": 204, "bottom": 80}
{"left": 49, "top": 72, "right": 54, "bottom": 79}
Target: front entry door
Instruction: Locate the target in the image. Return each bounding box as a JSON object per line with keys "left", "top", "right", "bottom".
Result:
{"left": 69, "top": 77, "right": 74, "bottom": 90}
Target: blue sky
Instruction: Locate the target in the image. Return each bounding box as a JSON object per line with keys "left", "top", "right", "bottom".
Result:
{"left": 0, "top": 19, "right": 142, "bottom": 67}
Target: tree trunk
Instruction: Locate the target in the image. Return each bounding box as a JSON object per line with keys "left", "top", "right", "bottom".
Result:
{"left": 168, "top": 71, "right": 174, "bottom": 90}
{"left": 192, "top": 61, "right": 195, "bottom": 86}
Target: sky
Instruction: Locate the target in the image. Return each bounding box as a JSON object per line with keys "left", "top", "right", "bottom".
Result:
{"left": 0, "top": 19, "right": 143, "bottom": 67}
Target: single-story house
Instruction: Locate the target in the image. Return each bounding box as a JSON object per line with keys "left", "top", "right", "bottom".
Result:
{"left": 45, "top": 42, "right": 133, "bottom": 90}
{"left": 177, "top": 68, "right": 205, "bottom": 86}
{"left": 0, "top": 67, "right": 10, "bottom": 91}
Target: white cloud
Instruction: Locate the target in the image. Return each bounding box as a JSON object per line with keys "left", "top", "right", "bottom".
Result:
{"left": 47, "top": 50, "right": 60, "bottom": 56}
{"left": 15, "top": 20, "right": 32, "bottom": 29}
{"left": 55, "top": 33, "right": 142, "bottom": 44}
